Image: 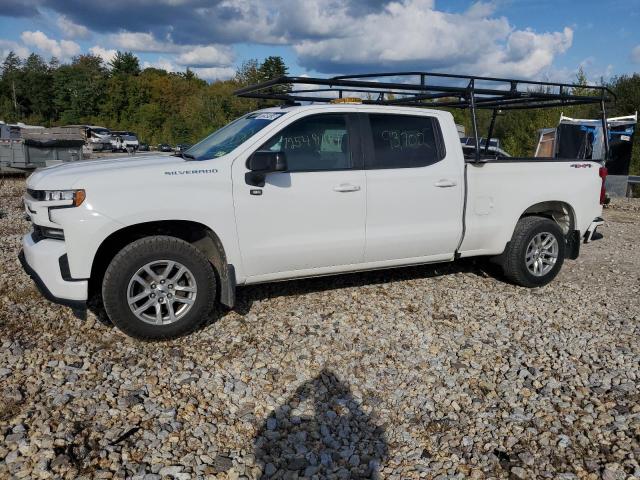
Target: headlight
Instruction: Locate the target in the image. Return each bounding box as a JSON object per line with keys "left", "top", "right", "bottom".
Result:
{"left": 44, "top": 190, "right": 74, "bottom": 201}
{"left": 33, "top": 189, "right": 86, "bottom": 207}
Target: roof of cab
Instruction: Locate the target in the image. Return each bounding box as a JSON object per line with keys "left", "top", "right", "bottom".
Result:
{"left": 253, "top": 103, "right": 448, "bottom": 116}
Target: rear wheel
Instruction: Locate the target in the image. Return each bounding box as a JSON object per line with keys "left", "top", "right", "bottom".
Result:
{"left": 501, "top": 216, "right": 565, "bottom": 288}
{"left": 102, "top": 236, "right": 216, "bottom": 340}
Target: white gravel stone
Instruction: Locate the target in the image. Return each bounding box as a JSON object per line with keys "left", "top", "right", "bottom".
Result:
{"left": 1, "top": 178, "right": 639, "bottom": 479}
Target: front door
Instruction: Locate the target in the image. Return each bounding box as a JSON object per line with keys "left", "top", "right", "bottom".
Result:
{"left": 233, "top": 113, "right": 366, "bottom": 279}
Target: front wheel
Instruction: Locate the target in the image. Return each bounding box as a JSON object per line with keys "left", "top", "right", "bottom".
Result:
{"left": 500, "top": 216, "right": 566, "bottom": 288}
{"left": 102, "top": 236, "right": 216, "bottom": 340}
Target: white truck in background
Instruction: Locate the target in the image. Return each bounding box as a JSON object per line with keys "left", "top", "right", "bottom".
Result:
{"left": 20, "top": 103, "right": 606, "bottom": 339}
{"left": 110, "top": 131, "right": 140, "bottom": 152}
{"left": 67, "top": 125, "right": 112, "bottom": 152}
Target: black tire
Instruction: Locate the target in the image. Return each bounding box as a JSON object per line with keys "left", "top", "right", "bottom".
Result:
{"left": 500, "top": 216, "right": 565, "bottom": 288}
{"left": 102, "top": 236, "right": 216, "bottom": 340}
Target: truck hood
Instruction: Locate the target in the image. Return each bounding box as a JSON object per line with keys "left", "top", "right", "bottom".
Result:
{"left": 27, "top": 155, "right": 185, "bottom": 190}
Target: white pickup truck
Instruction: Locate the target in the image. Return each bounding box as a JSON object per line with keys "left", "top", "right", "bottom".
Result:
{"left": 20, "top": 103, "right": 606, "bottom": 339}
{"left": 110, "top": 131, "right": 140, "bottom": 152}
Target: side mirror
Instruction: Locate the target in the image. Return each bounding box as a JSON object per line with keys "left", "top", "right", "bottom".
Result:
{"left": 245, "top": 151, "right": 287, "bottom": 187}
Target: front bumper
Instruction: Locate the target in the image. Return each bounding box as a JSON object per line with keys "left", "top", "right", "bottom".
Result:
{"left": 584, "top": 217, "right": 604, "bottom": 243}
{"left": 20, "top": 233, "right": 88, "bottom": 308}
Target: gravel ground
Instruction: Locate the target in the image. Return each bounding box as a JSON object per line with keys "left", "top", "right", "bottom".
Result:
{"left": 1, "top": 176, "right": 639, "bottom": 480}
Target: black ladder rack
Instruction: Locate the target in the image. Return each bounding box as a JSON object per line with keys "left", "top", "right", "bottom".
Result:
{"left": 234, "top": 72, "right": 615, "bottom": 162}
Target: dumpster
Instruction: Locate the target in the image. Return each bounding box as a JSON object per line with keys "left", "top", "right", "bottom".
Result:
{"left": 0, "top": 125, "right": 84, "bottom": 171}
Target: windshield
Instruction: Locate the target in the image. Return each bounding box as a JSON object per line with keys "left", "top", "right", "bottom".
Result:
{"left": 186, "top": 112, "right": 286, "bottom": 160}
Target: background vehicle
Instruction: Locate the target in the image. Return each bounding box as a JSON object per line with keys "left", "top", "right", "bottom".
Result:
{"left": 20, "top": 72, "right": 608, "bottom": 339}
{"left": 534, "top": 114, "right": 637, "bottom": 197}
{"left": 67, "top": 125, "right": 112, "bottom": 152}
{"left": 138, "top": 143, "right": 150, "bottom": 151}
{"left": 110, "top": 131, "right": 139, "bottom": 152}
{"left": 461, "top": 137, "right": 511, "bottom": 159}
{"left": 158, "top": 143, "right": 173, "bottom": 152}
{"left": 175, "top": 143, "right": 192, "bottom": 153}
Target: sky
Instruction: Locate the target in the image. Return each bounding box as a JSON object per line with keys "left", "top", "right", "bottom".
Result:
{"left": 0, "top": 0, "right": 638, "bottom": 83}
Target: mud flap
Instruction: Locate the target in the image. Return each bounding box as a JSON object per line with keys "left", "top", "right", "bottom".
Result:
{"left": 219, "top": 263, "right": 236, "bottom": 308}
{"left": 565, "top": 230, "right": 581, "bottom": 260}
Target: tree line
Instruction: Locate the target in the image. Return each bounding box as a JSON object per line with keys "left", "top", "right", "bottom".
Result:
{"left": 0, "top": 51, "right": 285, "bottom": 146}
{"left": 0, "top": 50, "right": 638, "bottom": 174}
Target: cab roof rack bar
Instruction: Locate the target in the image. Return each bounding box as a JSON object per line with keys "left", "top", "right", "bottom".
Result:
{"left": 233, "top": 71, "right": 615, "bottom": 162}
{"left": 234, "top": 72, "right": 614, "bottom": 108}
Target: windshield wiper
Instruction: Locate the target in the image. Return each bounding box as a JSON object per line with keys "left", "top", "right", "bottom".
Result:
{"left": 172, "top": 152, "right": 196, "bottom": 160}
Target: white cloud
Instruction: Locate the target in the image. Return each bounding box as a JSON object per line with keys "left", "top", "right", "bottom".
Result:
{"left": 471, "top": 27, "right": 573, "bottom": 78}
{"left": 175, "top": 45, "right": 234, "bottom": 67}
{"left": 57, "top": 15, "right": 91, "bottom": 39}
{"left": 632, "top": 45, "right": 640, "bottom": 64}
{"left": 4, "top": 1, "right": 578, "bottom": 80}
{"left": 90, "top": 46, "right": 117, "bottom": 64}
{"left": 465, "top": 1, "right": 497, "bottom": 18}
{"left": 191, "top": 66, "right": 236, "bottom": 80}
{"left": 192, "top": 2, "right": 288, "bottom": 45}
{"left": 0, "top": 39, "right": 30, "bottom": 60}
{"left": 271, "top": 0, "right": 356, "bottom": 41}
{"left": 111, "top": 31, "right": 236, "bottom": 72}
{"left": 110, "top": 31, "right": 235, "bottom": 67}
{"left": 543, "top": 58, "right": 615, "bottom": 85}
{"left": 109, "top": 32, "right": 181, "bottom": 53}
{"left": 576, "top": 60, "right": 614, "bottom": 84}
{"left": 20, "top": 30, "right": 80, "bottom": 60}
{"left": 141, "top": 58, "right": 235, "bottom": 80}
{"left": 291, "top": 0, "right": 573, "bottom": 78}
{"left": 142, "top": 57, "right": 180, "bottom": 72}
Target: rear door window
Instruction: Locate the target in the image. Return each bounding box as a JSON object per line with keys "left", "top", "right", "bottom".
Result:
{"left": 366, "top": 114, "right": 445, "bottom": 169}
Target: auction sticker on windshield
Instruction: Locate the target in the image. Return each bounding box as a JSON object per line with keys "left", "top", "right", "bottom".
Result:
{"left": 252, "top": 113, "right": 285, "bottom": 120}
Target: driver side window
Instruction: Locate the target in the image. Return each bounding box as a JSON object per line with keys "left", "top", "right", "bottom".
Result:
{"left": 260, "top": 114, "right": 352, "bottom": 171}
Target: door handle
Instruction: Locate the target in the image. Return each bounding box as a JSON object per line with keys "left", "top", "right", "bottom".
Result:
{"left": 434, "top": 179, "right": 457, "bottom": 188}
{"left": 333, "top": 184, "right": 361, "bottom": 192}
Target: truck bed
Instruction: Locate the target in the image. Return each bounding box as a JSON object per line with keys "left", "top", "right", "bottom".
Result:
{"left": 459, "top": 158, "right": 603, "bottom": 257}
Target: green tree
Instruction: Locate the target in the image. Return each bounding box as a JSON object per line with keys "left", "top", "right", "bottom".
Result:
{"left": 572, "top": 66, "right": 589, "bottom": 94}
{"left": 102, "top": 74, "right": 129, "bottom": 124}
{"left": 1, "top": 51, "right": 22, "bottom": 119}
{"left": 259, "top": 56, "right": 288, "bottom": 81}
{"left": 109, "top": 51, "right": 140, "bottom": 76}
{"left": 259, "top": 56, "right": 290, "bottom": 94}
{"left": 235, "top": 59, "right": 261, "bottom": 86}
{"left": 53, "top": 54, "right": 107, "bottom": 124}
{"left": 21, "top": 53, "right": 54, "bottom": 122}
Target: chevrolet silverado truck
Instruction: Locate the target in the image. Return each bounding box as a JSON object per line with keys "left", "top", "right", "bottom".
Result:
{"left": 20, "top": 100, "right": 606, "bottom": 339}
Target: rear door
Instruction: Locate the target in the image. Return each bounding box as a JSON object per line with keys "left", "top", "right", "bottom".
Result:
{"left": 362, "top": 112, "right": 464, "bottom": 263}
{"left": 233, "top": 112, "right": 366, "bottom": 279}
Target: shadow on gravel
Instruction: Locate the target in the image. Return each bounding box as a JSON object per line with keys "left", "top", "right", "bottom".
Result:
{"left": 253, "top": 369, "right": 388, "bottom": 478}
{"left": 86, "top": 296, "right": 111, "bottom": 327}
{"left": 232, "top": 257, "right": 501, "bottom": 316}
